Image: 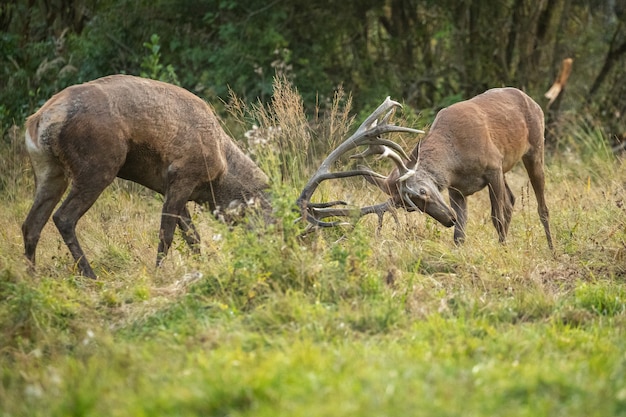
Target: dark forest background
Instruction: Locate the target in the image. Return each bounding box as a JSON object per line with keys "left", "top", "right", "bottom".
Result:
{"left": 1, "top": 0, "right": 625, "bottom": 148}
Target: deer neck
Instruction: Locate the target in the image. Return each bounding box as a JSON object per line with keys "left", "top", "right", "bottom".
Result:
{"left": 411, "top": 135, "right": 453, "bottom": 190}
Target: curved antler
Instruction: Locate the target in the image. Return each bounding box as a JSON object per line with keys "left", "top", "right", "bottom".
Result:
{"left": 297, "top": 97, "right": 423, "bottom": 228}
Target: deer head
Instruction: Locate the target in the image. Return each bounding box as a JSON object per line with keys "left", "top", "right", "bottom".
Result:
{"left": 297, "top": 97, "right": 455, "bottom": 230}
{"left": 22, "top": 74, "right": 270, "bottom": 279}
{"left": 299, "top": 88, "right": 553, "bottom": 250}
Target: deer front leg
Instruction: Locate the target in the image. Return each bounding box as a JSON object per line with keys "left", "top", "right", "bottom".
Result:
{"left": 177, "top": 205, "right": 201, "bottom": 254}
{"left": 449, "top": 188, "right": 467, "bottom": 245}
{"left": 503, "top": 179, "right": 515, "bottom": 230}
{"left": 158, "top": 174, "right": 196, "bottom": 266}
{"left": 486, "top": 169, "right": 513, "bottom": 244}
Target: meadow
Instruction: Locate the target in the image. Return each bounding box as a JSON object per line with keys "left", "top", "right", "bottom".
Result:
{"left": 1, "top": 81, "right": 625, "bottom": 416}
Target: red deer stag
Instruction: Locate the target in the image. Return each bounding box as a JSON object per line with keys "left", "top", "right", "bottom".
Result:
{"left": 23, "top": 74, "right": 269, "bottom": 279}
{"left": 298, "top": 88, "right": 553, "bottom": 250}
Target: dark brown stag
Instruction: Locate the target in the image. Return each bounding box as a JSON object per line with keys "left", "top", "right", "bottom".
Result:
{"left": 23, "top": 74, "right": 269, "bottom": 278}
{"left": 298, "top": 88, "right": 553, "bottom": 250}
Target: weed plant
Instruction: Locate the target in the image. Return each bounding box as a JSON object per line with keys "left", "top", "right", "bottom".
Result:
{"left": 0, "top": 78, "right": 625, "bottom": 416}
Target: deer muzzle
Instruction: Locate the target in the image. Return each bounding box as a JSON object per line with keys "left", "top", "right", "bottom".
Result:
{"left": 401, "top": 187, "right": 457, "bottom": 228}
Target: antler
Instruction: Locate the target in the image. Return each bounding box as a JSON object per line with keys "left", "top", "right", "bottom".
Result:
{"left": 297, "top": 97, "right": 423, "bottom": 229}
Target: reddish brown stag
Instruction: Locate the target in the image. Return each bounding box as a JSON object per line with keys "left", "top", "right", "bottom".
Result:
{"left": 23, "top": 74, "right": 269, "bottom": 279}
{"left": 298, "top": 88, "right": 553, "bottom": 249}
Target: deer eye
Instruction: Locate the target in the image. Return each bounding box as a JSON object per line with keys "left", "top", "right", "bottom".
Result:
{"left": 419, "top": 188, "right": 427, "bottom": 196}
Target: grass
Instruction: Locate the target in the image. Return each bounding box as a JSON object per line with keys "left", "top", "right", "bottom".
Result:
{"left": 1, "top": 79, "right": 625, "bottom": 416}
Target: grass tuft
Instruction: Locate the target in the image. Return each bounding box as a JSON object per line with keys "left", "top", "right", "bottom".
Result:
{"left": 1, "top": 78, "right": 625, "bottom": 416}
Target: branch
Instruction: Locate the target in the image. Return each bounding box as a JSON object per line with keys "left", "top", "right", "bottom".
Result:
{"left": 544, "top": 57, "right": 573, "bottom": 108}
{"left": 588, "top": 22, "right": 626, "bottom": 98}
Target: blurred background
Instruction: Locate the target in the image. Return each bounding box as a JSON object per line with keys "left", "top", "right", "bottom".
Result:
{"left": 1, "top": 0, "right": 624, "bottom": 149}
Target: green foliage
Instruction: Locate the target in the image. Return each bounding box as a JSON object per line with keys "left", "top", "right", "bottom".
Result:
{"left": 0, "top": 268, "right": 82, "bottom": 353}
{"left": 561, "top": 117, "right": 616, "bottom": 177}
{"left": 0, "top": 33, "right": 76, "bottom": 132}
{"left": 140, "top": 34, "right": 179, "bottom": 85}
{"left": 575, "top": 282, "right": 626, "bottom": 316}
{"left": 2, "top": 34, "right": 626, "bottom": 417}
{"left": 2, "top": 0, "right": 625, "bottom": 148}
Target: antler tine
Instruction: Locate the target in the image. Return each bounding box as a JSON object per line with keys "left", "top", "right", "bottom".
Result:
{"left": 299, "top": 200, "right": 399, "bottom": 237}
{"left": 297, "top": 96, "right": 422, "bottom": 229}
{"left": 354, "top": 97, "right": 424, "bottom": 149}
{"left": 349, "top": 96, "right": 422, "bottom": 179}
{"left": 356, "top": 97, "right": 400, "bottom": 133}
{"left": 350, "top": 141, "right": 416, "bottom": 181}
{"left": 350, "top": 137, "right": 412, "bottom": 160}
{"left": 304, "top": 201, "right": 397, "bottom": 227}
{"left": 355, "top": 97, "right": 421, "bottom": 136}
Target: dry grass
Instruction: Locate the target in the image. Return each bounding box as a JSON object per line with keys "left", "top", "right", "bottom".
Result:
{"left": 1, "top": 77, "right": 625, "bottom": 416}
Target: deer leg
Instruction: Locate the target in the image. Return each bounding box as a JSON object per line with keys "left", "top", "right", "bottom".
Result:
{"left": 503, "top": 179, "right": 515, "bottom": 232}
{"left": 52, "top": 178, "right": 115, "bottom": 279}
{"left": 157, "top": 176, "right": 196, "bottom": 266}
{"left": 449, "top": 189, "right": 467, "bottom": 245}
{"left": 177, "top": 205, "right": 201, "bottom": 253}
{"left": 22, "top": 166, "right": 68, "bottom": 269}
{"left": 486, "top": 169, "right": 512, "bottom": 244}
{"left": 522, "top": 153, "right": 553, "bottom": 250}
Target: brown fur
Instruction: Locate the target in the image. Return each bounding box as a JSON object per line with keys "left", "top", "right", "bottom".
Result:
{"left": 22, "top": 74, "right": 269, "bottom": 278}
{"left": 388, "top": 88, "right": 553, "bottom": 248}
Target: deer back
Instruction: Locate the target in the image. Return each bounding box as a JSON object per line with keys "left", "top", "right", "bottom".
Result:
{"left": 411, "top": 87, "right": 544, "bottom": 194}
{"left": 26, "top": 75, "right": 268, "bottom": 210}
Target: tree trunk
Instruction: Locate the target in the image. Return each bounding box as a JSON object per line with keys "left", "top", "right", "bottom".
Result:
{"left": 588, "top": 22, "right": 626, "bottom": 99}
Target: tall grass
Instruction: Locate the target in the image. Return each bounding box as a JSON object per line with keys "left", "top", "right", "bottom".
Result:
{"left": 0, "top": 125, "right": 29, "bottom": 201}
{"left": 1, "top": 78, "right": 625, "bottom": 416}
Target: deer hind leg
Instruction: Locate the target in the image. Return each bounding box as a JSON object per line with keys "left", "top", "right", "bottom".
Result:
{"left": 52, "top": 175, "right": 117, "bottom": 279}
{"left": 486, "top": 169, "right": 513, "bottom": 244}
{"left": 449, "top": 189, "right": 468, "bottom": 245}
{"left": 22, "top": 161, "right": 69, "bottom": 269}
{"left": 177, "top": 205, "right": 201, "bottom": 254}
{"left": 522, "top": 153, "right": 553, "bottom": 250}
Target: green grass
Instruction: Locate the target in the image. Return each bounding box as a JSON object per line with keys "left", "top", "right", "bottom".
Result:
{"left": 1, "top": 81, "right": 625, "bottom": 416}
